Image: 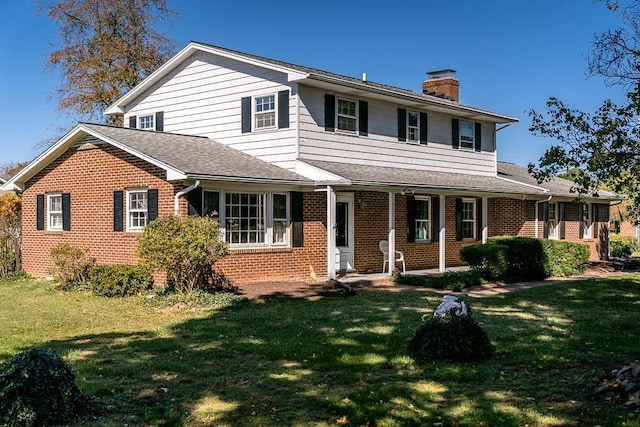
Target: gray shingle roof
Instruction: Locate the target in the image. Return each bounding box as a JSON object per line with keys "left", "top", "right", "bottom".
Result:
{"left": 82, "top": 123, "right": 311, "bottom": 184}
{"left": 302, "top": 160, "right": 548, "bottom": 196}
{"left": 497, "top": 161, "right": 622, "bottom": 200}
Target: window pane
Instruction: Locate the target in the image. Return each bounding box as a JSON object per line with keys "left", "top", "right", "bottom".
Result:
{"left": 273, "top": 194, "right": 286, "bottom": 219}
{"left": 408, "top": 111, "right": 418, "bottom": 127}
{"left": 338, "top": 116, "right": 356, "bottom": 131}
{"left": 273, "top": 220, "right": 287, "bottom": 244}
{"left": 203, "top": 191, "right": 219, "bottom": 219}
{"left": 460, "top": 121, "right": 474, "bottom": 148}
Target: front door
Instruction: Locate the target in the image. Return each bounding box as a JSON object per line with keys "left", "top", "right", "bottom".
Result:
{"left": 336, "top": 194, "right": 354, "bottom": 271}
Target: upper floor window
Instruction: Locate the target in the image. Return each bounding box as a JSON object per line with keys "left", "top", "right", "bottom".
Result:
{"left": 47, "top": 194, "right": 63, "bottom": 231}
{"left": 407, "top": 111, "right": 419, "bottom": 142}
{"left": 462, "top": 198, "right": 476, "bottom": 240}
{"left": 255, "top": 95, "right": 276, "bottom": 129}
{"left": 415, "top": 197, "right": 431, "bottom": 241}
{"left": 127, "top": 189, "right": 148, "bottom": 232}
{"left": 337, "top": 98, "right": 357, "bottom": 132}
{"left": 139, "top": 115, "right": 154, "bottom": 130}
{"left": 459, "top": 120, "right": 474, "bottom": 149}
{"left": 582, "top": 203, "right": 593, "bottom": 239}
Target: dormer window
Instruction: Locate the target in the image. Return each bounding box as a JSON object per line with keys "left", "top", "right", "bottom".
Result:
{"left": 128, "top": 112, "right": 164, "bottom": 131}
{"left": 255, "top": 95, "right": 276, "bottom": 129}
{"left": 337, "top": 98, "right": 357, "bottom": 132}
{"left": 139, "top": 114, "right": 154, "bottom": 130}
{"left": 459, "top": 120, "right": 474, "bottom": 149}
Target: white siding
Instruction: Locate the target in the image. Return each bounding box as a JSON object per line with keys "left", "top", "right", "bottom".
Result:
{"left": 298, "top": 85, "right": 497, "bottom": 176}
{"left": 124, "top": 52, "right": 298, "bottom": 170}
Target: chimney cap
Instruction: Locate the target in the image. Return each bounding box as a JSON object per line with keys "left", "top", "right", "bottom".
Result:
{"left": 426, "top": 69, "right": 457, "bottom": 79}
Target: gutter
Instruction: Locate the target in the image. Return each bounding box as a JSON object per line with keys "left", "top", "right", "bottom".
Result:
{"left": 174, "top": 180, "right": 200, "bottom": 216}
{"left": 535, "top": 195, "right": 552, "bottom": 238}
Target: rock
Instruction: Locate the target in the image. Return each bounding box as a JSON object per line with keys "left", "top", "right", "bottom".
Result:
{"left": 596, "top": 362, "right": 640, "bottom": 407}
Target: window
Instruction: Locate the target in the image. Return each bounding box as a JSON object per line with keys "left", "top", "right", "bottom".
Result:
{"left": 139, "top": 114, "right": 154, "bottom": 130}
{"left": 548, "top": 202, "right": 558, "bottom": 240}
{"left": 127, "top": 189, "right": 148, "bottom": 231}
{"left": 225, "top": 192, "right": 265, "bottom": 244}
{"left": 337, "top": 98, "right": 357, "bottom": 132}
{"left": 462, "top": 198, "right": 476, "bottom": 240}
{"left": 255, "top": 95, "right": 276, "bottom": 129}
{"left": 582, "top": 203, "right": 593, "bottom": 239}
{"left": 204, "top": 191, "right": 220, "bottom": 220}
{"left": 459, "top": 120, "right": 474, "bottom": 149}
{"left": 407, "top": 111, "right": 419, "bottom": 142}
{"left": 415, "top": 197, "right": 431, "bottom": 241}
{"left": 47, "top": 194, "right": 63, "bottom": 231}
{"left": 272, "top": 193, "right": 288, "bottom": 245}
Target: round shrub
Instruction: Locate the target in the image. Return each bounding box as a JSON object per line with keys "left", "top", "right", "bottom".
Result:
{"left": 610, "top": 234, "right": 640, "bottom": 258}
{"left": 409, "top": 298, "right": 494, "bottom": 362}
{"left": 88, "top": 264, "right": 153, "bottom": 297}
{"left": 0, "top": 349, "right": 87, "bottom": 426}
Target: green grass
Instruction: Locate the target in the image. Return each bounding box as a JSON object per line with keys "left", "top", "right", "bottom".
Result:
{"left": 1, "top": 276, "right": 639, "bottom": 426}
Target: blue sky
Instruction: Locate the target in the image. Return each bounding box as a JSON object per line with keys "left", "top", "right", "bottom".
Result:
{"left": 0, "top": 0, "right": 628, "bottom": 169}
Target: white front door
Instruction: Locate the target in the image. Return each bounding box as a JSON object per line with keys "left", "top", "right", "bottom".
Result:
{"left": 336, "top": 194, "right": 354, "bottom": 271}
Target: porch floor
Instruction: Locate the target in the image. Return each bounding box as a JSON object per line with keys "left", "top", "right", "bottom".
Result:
{"left": 335, "top": 266, "right": 470, "bottom": 284}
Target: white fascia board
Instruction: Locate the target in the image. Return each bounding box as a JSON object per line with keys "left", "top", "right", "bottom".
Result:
{"left": 294, "top": 160, "right": 349, "bottom": 183}
{"left": 104, "top": 42, "right": 307, "bottom": 115}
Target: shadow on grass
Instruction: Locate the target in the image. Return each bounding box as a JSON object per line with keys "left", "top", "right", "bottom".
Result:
{"left": 32, "top": 276, "right": 640, "bottom": 426}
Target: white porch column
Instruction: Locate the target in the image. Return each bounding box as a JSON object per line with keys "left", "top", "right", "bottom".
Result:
{"left": 326, "top": 186, "right": 337, "bottom": 280}
{"left": 388, "top": 192, "right": 396, "bottom": 277}
{"left": 439, "top": 194, "right": 446, "bottom": 273}
{"left": 482, "top": 196, "right": 489, "bottom": 243}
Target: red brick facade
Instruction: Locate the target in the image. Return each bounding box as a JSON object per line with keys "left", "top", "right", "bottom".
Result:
{"left": 21, "top": 145, "right": 610, "bottom": 285}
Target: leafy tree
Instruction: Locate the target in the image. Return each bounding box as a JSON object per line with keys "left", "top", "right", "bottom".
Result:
{"left": 39, "top": 0, "right": 177, "bottom": 124}
{"left": 0, "top": 161, "right": 29, "bottom": 181}
{"left": 0, "top": 194, "right": 22, "bottom": 277}
{"left": 528, "top": 0, "right": 640, "bottom": 222}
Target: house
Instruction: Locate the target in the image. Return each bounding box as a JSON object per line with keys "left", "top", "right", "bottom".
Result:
{"left": 1, "top": 42, "right": 622, "bottom": 284}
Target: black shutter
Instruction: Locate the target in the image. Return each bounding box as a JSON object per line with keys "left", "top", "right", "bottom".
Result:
{"left": 187, "top": 187, "right": 203, "bottom": 216}
{"left": 292, "top": 191, "right": 304, "bottom": 247}
{"left": 543, "top": 202, "right": 549, "bottom": 238}
{"left": 129, "top": 115, "right": 137, "bottom": 129}
{"left": 324, "top": 94, "right": 335, "bottom": 131}
{"left": 358, "top": 100, "right": 368, "bottom": 136}
{"left": 155, "top": 111, "right": 164, "bottom": 131}
{"left": 62, "top": 193, "right": 71, "bottom": 231}
{"left": 241, "top": 96, "right": 251, "bottom": 133}
{"left": 397, "top": 108, "right": 407, "bottom": 142}
{"left": 452, "top": 118, "right": 459, "bottom": 149}
{"left": 114, "top": 191, "right": 123, "bottom": 231}
{"left": 147, "top": 189, "right": 158, "bottom": 222}
{"left": 36, "top": 194, "right": 44, "bottom": 230}
{"left": 559, "top": 202, "right": 566, "bottom": 240}
{"left": 419, "top": 112, "right": 428, "bottom": 145}
{"left": 474, "top": 122, "right": 482, "bottom": 152}
{"left": 406, "top": 196, "right": 415, "bottom": 243}
{"left": 432, "top": 196, "right": 440, "bottom": 242}
{"left": 455, "top": 198, "right": 463, "bottom": 241}
{"left": 593, "top": 204, "right": 599, "bottom": 238}
{"left": 476, "top": 198, "right": 482, "bottom": 241}
{"left": 278, "top": 90, "right": 290, "bottom": 129}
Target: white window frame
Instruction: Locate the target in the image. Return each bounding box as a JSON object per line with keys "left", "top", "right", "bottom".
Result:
{"left": 415, "top": 196, "right": 431, "bottom": 242}
{"left": 462, "top": 198, "right": 476, "bottom": 241}
{"left": 336, "top": 97, "right": 358, "bottom": 133}
{"left": 271, "top": 193, "right": 289, "bottom": 246}
{"left": 407, "top": 111, "right": 420, "bottom": 143}
{"left": 126, "top": 189, "right": 148, "bottom": 232}
{"left": 138, "top": 114, "right": 154, "bottom": 130}
{"left": 47, "top": 193, "right": 63, "bottom": 231}
{"left": 459, "top": 120, "right": 475, "bottom": 150}
{"left": 548, "top": 202, "right": 558, "bottom": 240}
{"left": 582, "top": 203, "right": 593, "bottom": 239}
{"left": 254, "top": 94, "right": 276, "bottom": 130}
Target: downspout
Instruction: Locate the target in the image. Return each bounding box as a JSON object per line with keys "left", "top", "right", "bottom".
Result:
{"left": 535, "top": 195, "right": 552, "bottom": 238}
{"left": 174, "top": 180, "right": 200, "bottom": 216}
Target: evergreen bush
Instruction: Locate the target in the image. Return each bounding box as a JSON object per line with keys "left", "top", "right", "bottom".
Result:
{"left": 460, "top": 243, "right": 509, "bottom": 280}
{"left": 49, "top": 243, "right": 94, "bottom": 286}
{"left": 610, "top": 234, "right": 640, "bottom": 258}
{"left": 88, "top": 264, "right": 153, "bottom": 297}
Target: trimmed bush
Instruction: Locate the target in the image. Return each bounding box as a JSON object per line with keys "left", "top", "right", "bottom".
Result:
{"left": 49, "top": 243, "right": 94, "bottom": 286}
{"left": 610, "top": 234, "right": 640, "bottom": 258}
{"left": 540, "top": 239, "right": 589, "bottom": 277}
{"left": 0, "top": 349, "right": 87, "bottom": 426}
{"left": 460, "top": 243, "right": 509, "bottom": 280}
{"left": 409, "top": 298, "right": 494, "bottom": 362}
{"left": 427, "top": 270, "right": 484, "bottom": 291}
{"left": 487, "top": 236, "right": 547, "bottom": 281}
{"left": 88, "top": 264, "right": 153, "bottom": 297}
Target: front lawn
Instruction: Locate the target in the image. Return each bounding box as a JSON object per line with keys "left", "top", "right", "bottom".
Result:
{"left": 0, "top": 276, "right": 639, "bottom": 426}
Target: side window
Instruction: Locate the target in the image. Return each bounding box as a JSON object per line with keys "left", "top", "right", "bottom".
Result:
{"left": 459, "top": 120, "right": 474, "bottom": 149}
{"left": 47, "top": 194, "right": 63, "bottom": 231}
{"left": 407, "top": 111, "right": 419, "bottom": 142}
{"left": 139, "top": 115, "right": 154, "bottom": 130}
{"left": 462, "top": 198, "right": 476, "bottom": 240}
{"left": 415, "top": 197, "right": 431, "bottom": 241}
{"left": 272, "top": 193, "right": 288, "bottom": 245}
{"left": 127, "top": 189, "right": 148, "bottom": 232}
{"left": 255, "top": 95, "right": 276, "bottom": 129}
{"left": 337, "top": 98, "right": 357, "bottom": 132}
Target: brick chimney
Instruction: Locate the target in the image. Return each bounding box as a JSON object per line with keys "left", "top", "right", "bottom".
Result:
{"left": 422, "top": 69, "right": 459, "bottom": 102}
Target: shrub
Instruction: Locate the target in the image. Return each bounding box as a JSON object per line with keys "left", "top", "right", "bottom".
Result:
{"left": 409, "top": 297, "right": 494, "bottom": 362}
{"left": 427, "top": 270, "right": 484, "bottom": 291}
{"left": 0, "top": 349, "right": 88, "bottom": 426}
{"left": 0, "top": 194, "right": 21, "bottom": 279}
{"left": 460, "top": 243, "right": 509, "bottom": 280}
{"left": 540, "top": 239, "right": 589, "bottom": 277}
{"left": 49, "top": 243, "right": 94, "bottom": 286}
{"left": 88, "top": 264, "right": 153, "bottom": 297}
{"left": 137, "top": 216, "right": 227, "bottom": 293}
{"left": 487, "top": 236, "right": 547, "bottom": 281}
{"left": 610, "top": 234, "right": 640, "bottom": 258}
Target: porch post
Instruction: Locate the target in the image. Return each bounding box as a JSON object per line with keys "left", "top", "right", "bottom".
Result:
{"left": 327, "top": 186, "right": 337, "bottom": 280}
{"left": 439, "top": 194, "right": 446, "bottom": 273}
{"left": 388, "top": 192, "right": 396, "bottom": 277}
{"left": 482, "top": 196, "right": 488, "bottom": 243}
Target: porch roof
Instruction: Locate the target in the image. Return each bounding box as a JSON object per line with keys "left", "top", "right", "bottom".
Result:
{"left": 304, "top": 160, "right": 548, "bottom": 197}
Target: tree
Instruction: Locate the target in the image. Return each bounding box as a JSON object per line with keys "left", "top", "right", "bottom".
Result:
{"left": 39, "top": 0, "right": 177, "bottom": 124}
{"left": 528, "top": 1, "right": 640, "bottom": 222}
{"left": 0, "top": 194, "right": 22, "bottom": 277}
{"left": 0, "top": 161, "right": 29, "bottom": 180}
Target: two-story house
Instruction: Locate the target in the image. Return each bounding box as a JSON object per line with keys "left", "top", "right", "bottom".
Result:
{"left": 2, "top": 42, "right": 621, "bottom": 284}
